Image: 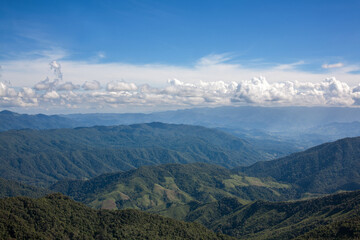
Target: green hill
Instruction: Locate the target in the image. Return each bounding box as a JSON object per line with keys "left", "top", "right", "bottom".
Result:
{"left": 239, "top": 137, "right": 360, "bottom": 194}
{"left": 192, "top": 191, "right": 360, "bottom": 239}
{"left": 0, "top": 193, "right": 233, "bottom": 240}
{"left": 51, "top": 163, "right": 294, "bottom": 219}
{"left": 0, "top": 123, "right": 265, "bottom": 186}
{"left": 0, "top": 178, "right": 51, "bottom": 198}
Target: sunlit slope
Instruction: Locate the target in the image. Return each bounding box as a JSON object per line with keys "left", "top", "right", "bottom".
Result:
{"left": 51, "top": 163, "right": 294, "bottom": 219}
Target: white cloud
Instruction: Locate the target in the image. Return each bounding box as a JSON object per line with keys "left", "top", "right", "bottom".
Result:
{"left": 196, "top": 53, "right": 231, "bottom": 66}
{"left": 57, "top": 82, "right": 79, "bottom": 91}
{"left": 2, "top": 75, "right": 360, "bottom": 111}
{"left": 82, "top": 80, "right": 102, "bottom": 90}
{"left": 43, "top": 91, "right": 60, "bottom": 99}
{"left": 34, "top": 77, "right": 58, "bottom": 91}
{"left": 106, "top": 81, "right": 138, "bottom": 92}
{"left": 322, "top": 62, "right": 344, "bottom": 69}
{"left": 2, "top": 53, "right": 360, "bottom": 89}
{"left": 49, "top": 61, "right": 63, "bottom": 80}
{"left": 1, "top": 52, "right": 360, "bottom": 111}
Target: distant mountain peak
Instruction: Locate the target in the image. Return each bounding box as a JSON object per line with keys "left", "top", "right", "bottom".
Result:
{"left": 0, "top": 110, "right": 16, "bottom": 115}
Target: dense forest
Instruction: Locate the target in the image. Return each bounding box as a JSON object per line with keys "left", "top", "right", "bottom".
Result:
{"left": 0, "top": 193, "right": 232, "bottom": 239}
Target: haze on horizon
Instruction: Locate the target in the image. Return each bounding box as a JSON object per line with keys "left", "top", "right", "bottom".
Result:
{"left": 0, "top": 0, "right": 360, "bottom": 114}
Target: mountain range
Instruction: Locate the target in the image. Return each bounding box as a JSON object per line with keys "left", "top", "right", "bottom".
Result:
{"left": 3, "top": 106, "right": 360, "bottom": 153}
{"left": 1, "top": 108, "right": 360, "bottom": 239}
{"left": 0, "top": 122, "right": 264, "bottom": 186}
{"left": 2, "top": 183, "right": 360, "bottom": 239}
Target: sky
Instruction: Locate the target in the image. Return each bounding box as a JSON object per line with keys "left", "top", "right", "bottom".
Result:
{"left": 0, "top": 0, "right": 360, "bottom": 113}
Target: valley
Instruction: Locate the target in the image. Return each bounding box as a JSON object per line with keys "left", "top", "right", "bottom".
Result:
{"left": 1, "top": 109, "right": 360, "bottom": 239}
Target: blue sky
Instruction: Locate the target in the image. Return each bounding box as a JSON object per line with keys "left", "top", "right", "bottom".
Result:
{"left": 2, "top": 0, "right": 359, "bottom": 66}
{"left": 0, "top": 0, "right": 360, "bottom": 113}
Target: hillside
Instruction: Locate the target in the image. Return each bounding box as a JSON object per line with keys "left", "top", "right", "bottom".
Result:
{"left": 191, "top": 191, "right": 360, "bottom": 239}
{"left": 0, "top": 123, "right": 264, "bottom": 186}
{"left": 0, "top": 178, "right": 50, "bottom": 198}
{"left": 239, "top": 137, "right": 360, "bottom": 194}
{"left": 0, "top": 110, "right": 75, "bottom": 131}
{"left": 0, "top": 193, "right": 232, "bottom": 240}
{"left": 51, "top": 163, "right": 295, "bottom": 219}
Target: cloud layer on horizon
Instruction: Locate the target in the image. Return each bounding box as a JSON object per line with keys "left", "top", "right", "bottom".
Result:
{"left": 0, "top": 56, "right": 360, "bottom": 112}
{"left": 1, "top": 73, "right": 360, "bottom": 111}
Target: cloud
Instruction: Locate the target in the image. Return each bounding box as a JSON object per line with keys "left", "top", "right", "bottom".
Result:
{"left": 106, "top": 81, "right": 138, "bottom": 92}
{"left": 0, "top": 82, "right": 38, "bottom": 107}
{"left": 2, "top": 76, "right": 360, "bottom": 111}
{"left": 57, "top": 82, "right": 80, "bottom": 91}
{"left": 43, "top": 90, "right": 60, "bottom": 99}
{"left": 0, "top": 82, "right": 9, "bottom": 97}
{"left": 34, "top": 77, "right": 58, "bottom": 91}
{"left": 82, "top": 80, "right": 102, "bottom": 90}
{"left": 49, "top": 61, "right": 63, "bottom": 80}
{"left": 196, "top": 53, "right": 231, "bottom": 66}
{"left": 322, "top": 62, "right": 344, "bottom": 69}
{"left": 97, "top": 52, "right": 106, "bottom": 59}
{"left": 1, "top": 52, "right": 360, "bottom": 112}
{"left": 2, "top": 53, "right": 360, "bottom": 89}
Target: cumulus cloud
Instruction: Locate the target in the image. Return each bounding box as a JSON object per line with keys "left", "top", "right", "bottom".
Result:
{"left": 106, "top": 81, "right": 138, "bottom": 91}
{"left": 49, "top": 61, "right": 63, "bottom": 80}
{"left": 82, "top": 80, "right": 102, "bottom": 90}
{"left": 43, "top": 90, "right": 60, "bottom": 99}
{"left": 0, "top": 82, "right": 38, "bottom": 107}
{"left": 2, "top": 76, "right": 360, "bottom": 110}
{"left": 1, "top": 54, "right": 360, "bottom": 111}
{"left": 57, "top": 82, "right": 80, "bottom": 91}
{"left": 34, "top": 77, "right": 58, "bottom": 91}
{"left": 322, "top": 62, "right": 344, "bottom": 69}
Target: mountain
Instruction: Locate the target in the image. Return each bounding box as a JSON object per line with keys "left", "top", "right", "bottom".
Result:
{"left": 63, "top": 106, "right": 360, "bottom": 132}
{"left": 61, "top": 106, "right": 360, "bottom": 150}
{"left": 239, "top": 137, "right": 360, "bottom": 194}
{"left": 0, "top": 193, "right": 233, "bottom": 240}
{"left": 51, "top": 171, "right": 360, "bottom": 239}
{"left": 0, "top": 178, "right": 51, "bottom": 198}
{"left": 190, "top": 191, "right": 360, "bottom": 239}
{"left": 4, "top": 106, "right": 360, "bottom": 157}
{"left": 50, "top": 163, "right": 295, "bottom": 220}
{"left": 0, "top": 110, "right": 75, "bottom": 131}
{"left": 0, "top": 123, "right": 264, "bottom": 186}
{"left": 4, "top": 107, "right": 360, "bottom": 132}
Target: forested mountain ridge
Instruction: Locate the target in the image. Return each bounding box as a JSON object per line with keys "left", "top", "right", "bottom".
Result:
{"left": 239, "top": 136, "right": 360, "bottom": 194}
{"left": 199, "top": 190, "right": 360, "bottom": 239}
{"left": 51, "top": 179, "right": 360, "bottom": 239}
{"left": 0, "top": 193, "right": 233, "bottom": 240}
{"left": 0, "top": 123, "right": 264, "bottom": 186}
{"left": 50, "top": 163, "right": 295, "bottom": 219}
{"left": 0, "top": 178, "right": 51, "bottom": 198}
{"left": 0, "top": 110, "right": 75, "bottom": 131}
